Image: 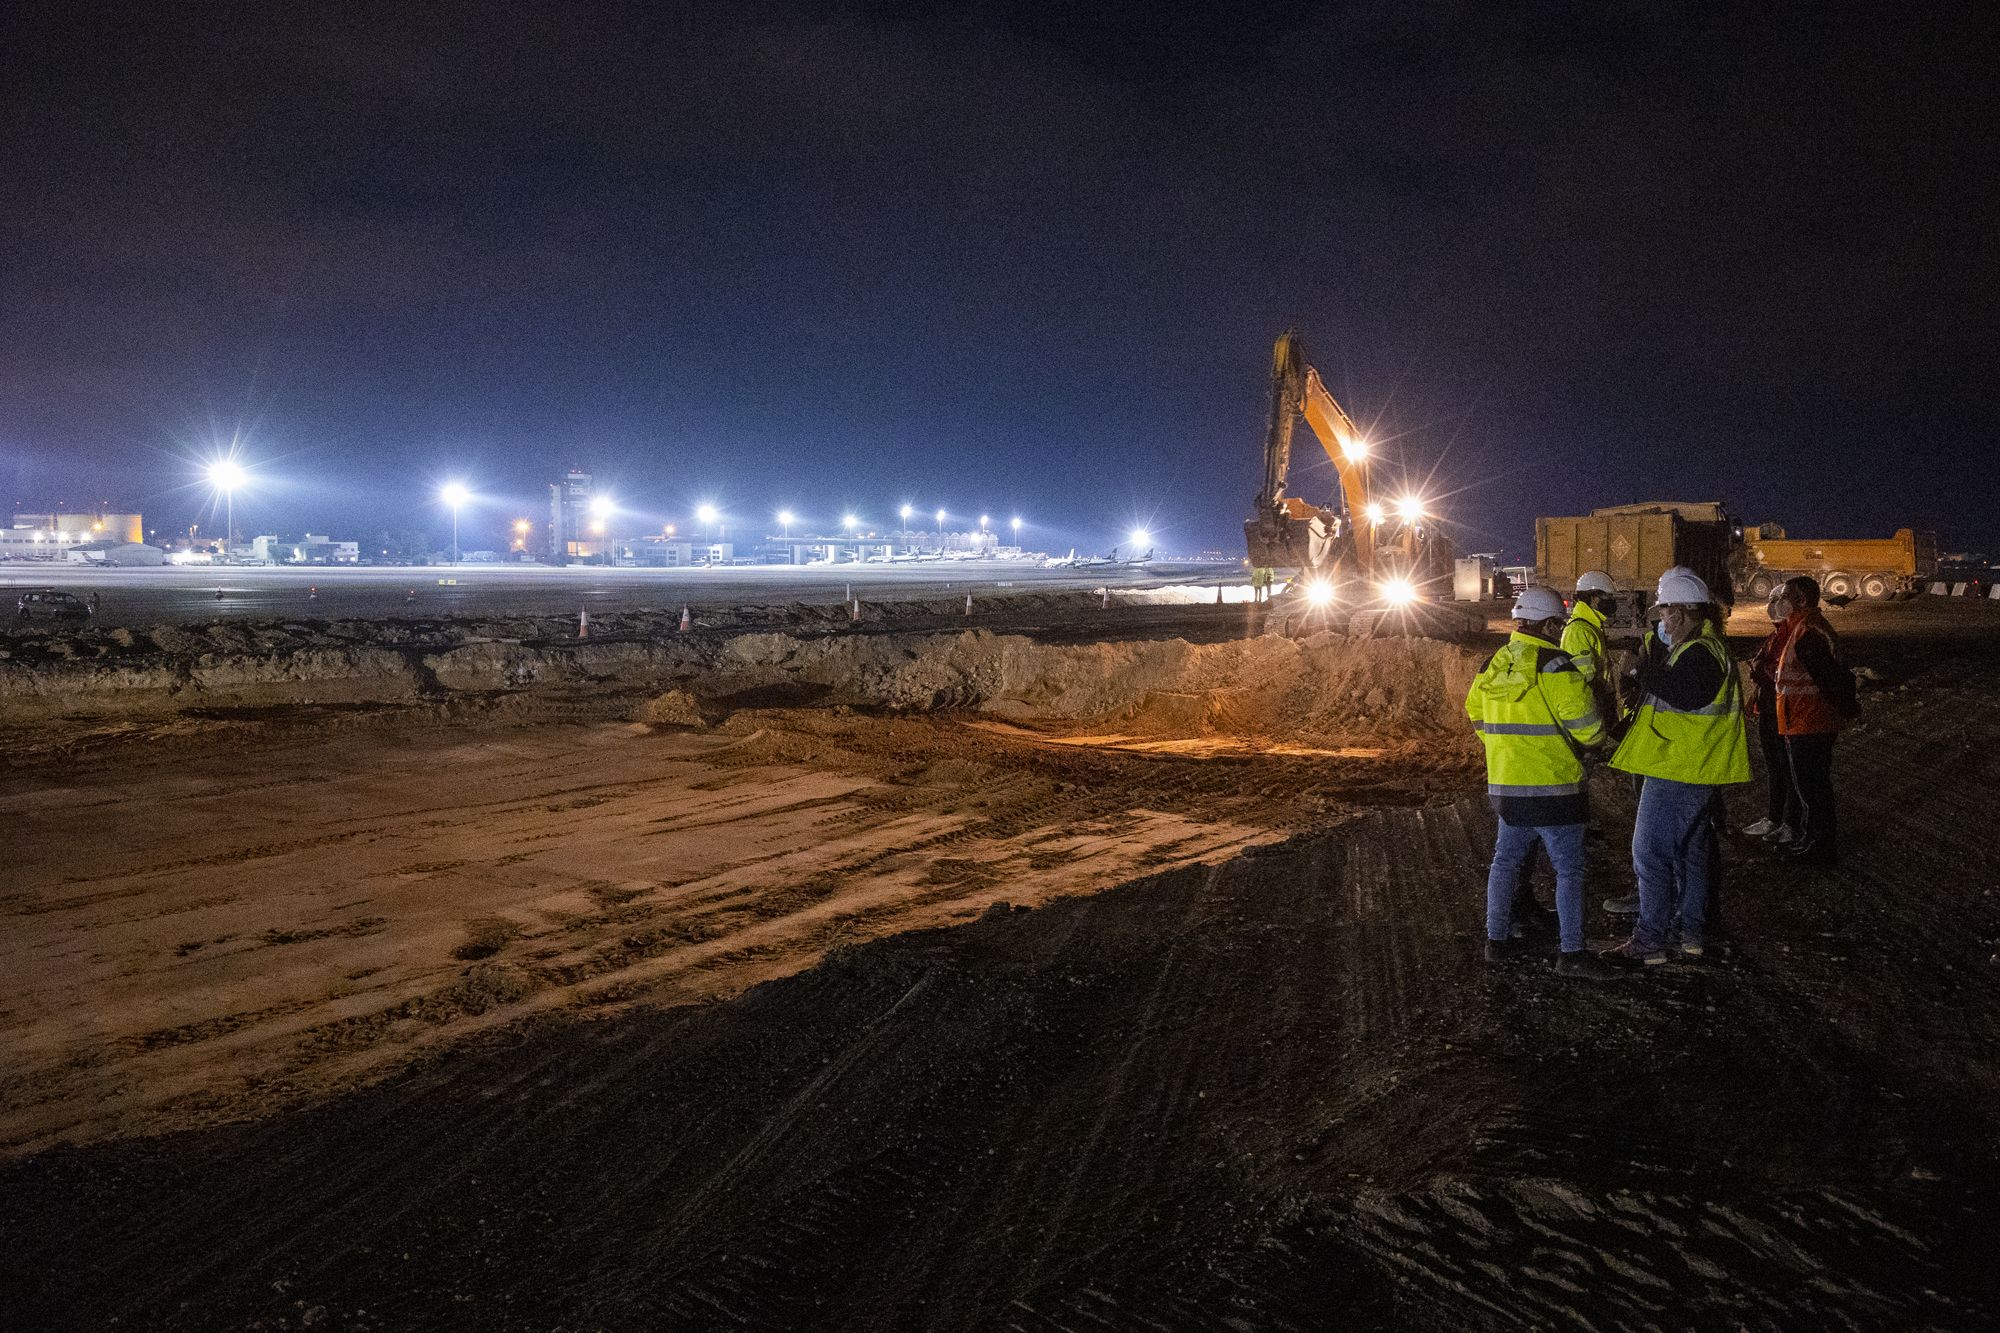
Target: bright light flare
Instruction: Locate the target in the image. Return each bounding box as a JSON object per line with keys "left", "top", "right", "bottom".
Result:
{"left": 1129, "top": 527, "right": 1151, "bottom": 547}
{"left": 1304, "top": 579, "right": 1336, "bottom": 607}
{"left": 695, "top": 502, "right": 718, "bottom": 524}
{"left": 1363, "top": 502, "right": 1386, "bottom": 524}
{"left": 1341, "top": 435, "right": 1370, "bottom": 462}
{"left": 440, "top": 482, "right": 470, "bottom": 508}
{"left": 777, "top": 509, "right": 795, "bottom": 527}
{"left": 841, "top": 513, "right": 858, "bottom": 530}
{"left": 900, "top": 504, "right": 914, "bottom": 522}
{"left": 591, "top": 495, "right": 615, "bottom": 518}
{"left": 1010, "top": 516, "right": 1022, "bottom": 533}
{"left": 1395, "top": 495, "right": 1425, "bottom": 522}
{"left": 513, "top": 518, "right": 531, "bottom": 534}
{"left": 590, "top": 519, "right": 607, "bottom": 535}
{"left": 934, "top": 508, "right": 947, "bottom": 527}
{"left": 1381, "top": 578, "right": 1418, "bottom": 606}
{"left": 206, "top": 459, "right": 248, "bottom": 491}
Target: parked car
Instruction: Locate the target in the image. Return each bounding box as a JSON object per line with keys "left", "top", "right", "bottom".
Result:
{"left": 14, "top": 589, "right": 93, "bottom": 621}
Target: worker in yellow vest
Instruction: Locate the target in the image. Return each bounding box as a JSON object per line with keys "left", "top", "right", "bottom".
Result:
{"left": 1603, "top": 567, "right": 1751, "bottom": 967}
{"left": 1565, "top": 570, "right": 1618, "bottom": 714}
{"left": 1467, "top": 586, "right": 1623, "bottom": 980}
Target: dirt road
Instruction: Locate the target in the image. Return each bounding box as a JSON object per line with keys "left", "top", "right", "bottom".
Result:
{"left": 4, "top": 597, "right": 1998, "bottom": 1328}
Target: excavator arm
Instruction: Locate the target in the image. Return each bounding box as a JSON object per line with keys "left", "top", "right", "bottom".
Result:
{"left": 1247, "top": 331, "right": 1374, "bottom": 573}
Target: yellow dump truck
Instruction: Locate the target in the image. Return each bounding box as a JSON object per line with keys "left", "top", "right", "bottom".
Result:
{"left": 1737, "top": 527, "right": 1937, "bottom": 601}
{"left": 1536, "top": 504, "right": 1736, "bottom": 614}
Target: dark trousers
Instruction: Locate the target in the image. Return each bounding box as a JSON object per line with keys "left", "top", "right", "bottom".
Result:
{"left": 1786, "top": 733, "right": 1838, "bottom": 854}
{"left": 1757, "top": 712, "right": 1798, "bottom": 827}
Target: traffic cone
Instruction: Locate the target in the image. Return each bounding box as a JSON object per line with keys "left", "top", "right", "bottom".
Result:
{"left": 679, "top": 606, "right": 691, "bottom": 632}
{"left": 1101, "top": 588, "right": 1110, "bottom": 609}
{"left": 579, "top": 608, "right": 590, "bottom": 637}
{"left": 308, "top": 584, "right": 318, "bottom": 600}
{"left": 405, "top": 588, "right": 416, "bottom": 602}
{"left": 1215, "top": 585, "right": 1223, "bottom": 605}
{"left": 964, "top": 592, "right": 973, "bottom": 615}
{"left": 850, "top": 598, "right": 860, "bottom": 622}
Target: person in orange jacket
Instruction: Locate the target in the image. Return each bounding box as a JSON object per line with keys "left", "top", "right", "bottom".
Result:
{"left": 1770, "top": 576, "right": 1858, "bottom": 866}
{"left": 1741, "top": 593, "right": 1799, "bottom": 843}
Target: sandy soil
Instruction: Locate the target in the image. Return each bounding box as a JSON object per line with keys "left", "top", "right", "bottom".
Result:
{"left": 3, "top": 596, "right": 1997, "bottom": 1329}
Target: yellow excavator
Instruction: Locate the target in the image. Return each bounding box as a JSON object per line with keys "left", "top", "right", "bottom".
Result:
{"left": 1243, "top": 331, "right": 1457, "bottom": 625}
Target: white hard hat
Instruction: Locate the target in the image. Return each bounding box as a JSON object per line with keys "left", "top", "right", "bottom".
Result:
{"left": 1656, "top": 565, "right": 1712, "bottom": 606}
{"left": 1575, "top": 570, "right": 1618, "bottom": 596}
{"left": 1511, "top": 586, "right": 1568, "bottom": 621}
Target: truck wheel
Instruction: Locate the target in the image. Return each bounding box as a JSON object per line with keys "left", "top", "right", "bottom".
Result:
{"left": 1822, "top": 571, "right": 1856, "bottom": 599}
{"left": 1746, "top": 572, "right": 1776, "bottom": 599}
{"left": 1859, "top": 572, "right": 1891, "bottom": 600}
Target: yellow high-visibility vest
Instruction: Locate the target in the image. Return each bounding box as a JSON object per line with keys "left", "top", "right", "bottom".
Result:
{"left": 1466, "top": 631, "right": 1606, "bottom": 798}
{"left": 1610, "top": 622, "right": 1751, "bottom": 784}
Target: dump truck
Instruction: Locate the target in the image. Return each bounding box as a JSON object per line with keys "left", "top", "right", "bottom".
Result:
{"left": 1536, "top": 503, "right": 1736, "bottom": 626}
{"left": 1243, "top": 331, "right": 1456, "bottom": 606}
{"left": 1736, "top": 526, "right": 1937, "bottom": 601}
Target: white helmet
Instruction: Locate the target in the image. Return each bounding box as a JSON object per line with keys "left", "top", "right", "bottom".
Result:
{"left": 1511, "top": 585, "right": 1568, "bottom": 621}
{"left": 1656, "top": 565, "right": 1712, "bottom": 606}
{"left": 1575, "top": 570, "right": 1618, "bottom": 596}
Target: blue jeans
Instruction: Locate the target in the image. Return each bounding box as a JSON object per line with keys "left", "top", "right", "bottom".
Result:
{"left": 1487, "top": 821, "right": 1587, "bottom": 953}
{"left": 1632, "top": 777, "right": 1719, "bottom": 950}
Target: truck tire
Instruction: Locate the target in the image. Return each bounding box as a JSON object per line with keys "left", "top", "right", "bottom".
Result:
{"left": 1822, "top": 571, "right": 1857, "bottom": 599}
{"left": 1746, "top": 571, "right": 1777, "bottom": 600}
{"left": 1859, "top": 572, "right": 1892, "bottom": 600}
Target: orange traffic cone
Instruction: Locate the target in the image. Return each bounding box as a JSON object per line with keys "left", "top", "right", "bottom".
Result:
{"left": 964, "top": 592, "right": 973, "bottom": 615}
{"left": 679, "top": 606, "right": 691, "bottom": 632}
{"left": 579, "top": 608, "right": 590, "bottom": 637}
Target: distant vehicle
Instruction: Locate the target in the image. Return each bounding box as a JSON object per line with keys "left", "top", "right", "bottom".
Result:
{"left": 15, "top": 589, "right": 93, "bottom": 621}
{"left": 1737, "top": 525, "right": 1937, "bottom": 601}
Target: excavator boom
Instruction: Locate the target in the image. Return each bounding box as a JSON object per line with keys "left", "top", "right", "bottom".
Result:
{"left": 1246, "top": 331, "right": 1373, "bottom": 573}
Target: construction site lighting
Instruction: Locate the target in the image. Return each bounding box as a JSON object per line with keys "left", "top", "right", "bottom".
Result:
{"left": 695, "top": 503, "right": 719, "bottom": 524}
{"left": 1010, "top": 516, "right": 1022, "bottom": 533}
{"left": 1341, "top": 436, "right": 1370, "bottom": 462}
{"left": 440, "top": 482, "right": 470, "bottom": 508}
{"left": 590, "top": 519, "right": 606, "bottom": 535}
{"left": 1304, "top": 579, "right": 1336, "bottom": 607}
{"left": 1381, "top": 578, "right": 1418, "bottom": 606}
{"left": 900, "top": 504, "right": 914, "bottom": 522}
{"left": 841, "top": 513, "right": 858, "bottom": 531}
{"left": 590, "top": 495, "right": 614, "bottom": 519}
{"left": 935, "top": 508, "right": 947, "bottom": 528}
{"left": 777, "top": 509, "right": 795, "bottom": 527}
{"left": 978, "top": 514, "right": 989, "bottom": 530}
{"left": 1364, "top": 502, "right": 1387, "bottom": 525}
{"left": 513, "top": 518, "right": 531, "bottom": 534}
{"left": 1395, "top": 495, "right": 1425, "bottom": 523}
{"left": 206, "top": 459, "right": 247, "bottom": 491}
{"left": 1129, "top": 527, "right": 1151, "bottom": 547}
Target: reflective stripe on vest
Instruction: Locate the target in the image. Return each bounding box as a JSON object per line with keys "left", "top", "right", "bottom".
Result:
{"left": 1609, "top": 626, "right": 1752, "bottom": 785}
{"left": 1487, "top": 780, "right": 1584, "bottom": 797}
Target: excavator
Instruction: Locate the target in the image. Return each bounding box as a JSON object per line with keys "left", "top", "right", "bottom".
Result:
{"left": 1243, "top": 331, "right": 1461, "bottom": 630}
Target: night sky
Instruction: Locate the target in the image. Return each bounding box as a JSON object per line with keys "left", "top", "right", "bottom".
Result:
{"left": 5, "top": 2, "right": 1995, "bottom": 558}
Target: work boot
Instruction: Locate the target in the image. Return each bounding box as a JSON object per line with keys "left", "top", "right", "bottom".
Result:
{"left": 1600, "top": 939, "right": 1667, "bottom": 968}
{"left": 1742, "top": 817, "right": 1777, "bottom": 837}
{"left": 1555, "top": 950, "right": 1625, "bottom": 981}
{"left": 1602, "top": 893, "right": 1640, "bottom": 915}
{"left": 1764, "top": 823, "right": 1794, "bottom": 845}
{"left": 1484, "top": 938, "right": 1528, "bottom": 964}
{"left": 1677, "top": 942, "right": 1706, "bottom": 960}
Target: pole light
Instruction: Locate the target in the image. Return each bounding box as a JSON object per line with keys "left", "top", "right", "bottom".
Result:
{"left": 206, "top": 458, "right": 247, "bottom": 556}
{"left": 900, "top": 503, "right": 913, "bottom": 527}
{"left": 440, "top": 482, "right": 470, "bottom": 565}
{"left": 1011, "top": 516, "right": 1022, "bottom": 537}
{"left": 978, "top": 514, "right": 989, "bottom": 531}
{"left": 1129, "top": 527, "right": 1151, "bottom": 548}
{"left": 841, "top": 512, "right": 858, "bottom": 533}
{"left": 778, "top": 509, "right": 795, "bottom": 538}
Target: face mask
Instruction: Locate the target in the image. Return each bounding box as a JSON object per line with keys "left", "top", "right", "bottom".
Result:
{"left": 1657, "top": 620, "right": 1674, "bottom": 646}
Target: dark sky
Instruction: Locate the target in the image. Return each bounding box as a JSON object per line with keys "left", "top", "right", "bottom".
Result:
{"left": 5, "top": 1, "right": 1996, "bottom": 557}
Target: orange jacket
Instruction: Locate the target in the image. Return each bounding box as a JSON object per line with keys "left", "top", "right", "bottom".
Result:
{"left": 1775, "top": 609, "right": 1844, "bottom": 736}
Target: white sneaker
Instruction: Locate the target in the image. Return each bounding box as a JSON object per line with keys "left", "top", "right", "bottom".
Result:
{"left": 1766, "top": 823, "right": 1794, "bottom": 844}
{"left": 1742, "top": 818, "right": 1777, "bottom": 837}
